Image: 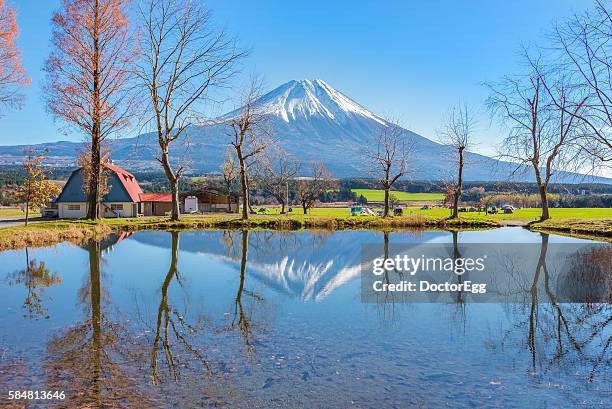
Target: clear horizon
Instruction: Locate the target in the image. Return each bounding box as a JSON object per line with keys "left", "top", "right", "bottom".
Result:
{"left": 1, "top": 0, "right": 593, "bottom": 160}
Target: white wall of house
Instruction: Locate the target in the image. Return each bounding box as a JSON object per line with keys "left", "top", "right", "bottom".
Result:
{"left": 58, "top": 202, "right": 137, "bottom": 218}
{"left": 101, "top": 202, "right": 137, "bottom": 218}
{"left": 58, "top": 202, "right": 87, "bottom": 219}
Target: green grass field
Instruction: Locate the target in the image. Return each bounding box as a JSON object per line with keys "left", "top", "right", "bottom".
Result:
{"left": 351, "top": 189, "right": 445, "bottom": 202}
{"left": 260, "top": 206, "right": 611, "bottom": 221}
{"left": 0, "top": 207, "right": 40, "bottom": 218}
{"left": 410, "top": 207, "right": 612, "bottom": 221}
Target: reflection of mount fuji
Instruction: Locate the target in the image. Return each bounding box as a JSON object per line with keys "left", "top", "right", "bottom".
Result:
{"left": 130, "top": 230, "right": 442, "bottom": 301}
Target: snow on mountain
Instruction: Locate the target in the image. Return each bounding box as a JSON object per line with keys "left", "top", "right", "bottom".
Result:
{"left": 255, "top": 79, "right": 387, "bottom": 125}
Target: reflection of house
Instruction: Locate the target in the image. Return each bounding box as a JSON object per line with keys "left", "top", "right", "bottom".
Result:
{"left": 180, "top": 188, "right": 240, "bottom": 213}
{"left": 56, "top": 163, "right": 172, "bottom": 218}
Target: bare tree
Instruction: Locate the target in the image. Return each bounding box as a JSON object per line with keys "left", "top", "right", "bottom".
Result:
{"left": 220, "top": 149, "right": 238, "bottom": 212}
{"left": 227, "top": 79, "right": 271, "bottom": 220}
{"left": 438, "top": 104, "right": 476, "bottom": 218}
{"left": 138, "top": 0, "right": 245, "bottom": 220}
{"left": 257, "top": 149, "right": 299, "bottom": 214}
{"left": 45, "top": 0, "right": 136, "bottom": 219}
{"left": 364, "top": 121, "right": 412, "bottom": 217}
{"left": 551, "top": 1, "right": 612, "bottom": 165}
{"left": 295, "top": 162, "right": 336, "bottom": 215}
{"left": 486, "top": 57, "right": 584, "bottom": 221}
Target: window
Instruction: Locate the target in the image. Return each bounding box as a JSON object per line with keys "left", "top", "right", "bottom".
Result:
{"left": 67, "top": 204, "right": 80, "bottom": 211}
{"left": 111, "top": 204, "right": 124, "bottom": 211}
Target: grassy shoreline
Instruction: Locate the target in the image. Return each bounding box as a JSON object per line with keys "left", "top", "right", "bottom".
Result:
{"left": 0, "top": 212, "right": 609, "bottom": 251}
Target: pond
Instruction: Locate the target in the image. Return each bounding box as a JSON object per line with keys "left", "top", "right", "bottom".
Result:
{"left": 0, "top": 228, "right": 610, "bottom": 408}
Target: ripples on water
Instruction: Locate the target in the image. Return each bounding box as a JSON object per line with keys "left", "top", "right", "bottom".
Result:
{"left": 0, "top": 228, "right": 610, "bottom": 408}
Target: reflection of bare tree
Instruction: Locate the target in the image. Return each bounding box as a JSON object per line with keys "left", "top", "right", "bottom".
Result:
{"left": 520, "top": 233, "right": 611, "bottom": 380}
{"left": 44, "top": 240, "right": 153, "bottom": 408}
{"left": 6, "top": 247, "right": 61, "bottom": 319}
{"left": 230, "top": 229, "right": 266, "bottom": 353}
{"left": 150, "top": 231, "right": 210, "bottom": 384}
{"left": 449, "top": 231, "right": 467, "bottom": 325}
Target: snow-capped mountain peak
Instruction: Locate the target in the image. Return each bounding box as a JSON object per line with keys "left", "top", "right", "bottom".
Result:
{"left": 256, "top": 79, "right": 387, "bottom": 125}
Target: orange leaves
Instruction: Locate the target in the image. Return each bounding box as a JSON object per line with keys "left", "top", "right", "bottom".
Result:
{"left": 44, "top": 0, "right": 136, "bottom": 139}
{"left": 0, "top": 0, "right": 29, "bottom": 110}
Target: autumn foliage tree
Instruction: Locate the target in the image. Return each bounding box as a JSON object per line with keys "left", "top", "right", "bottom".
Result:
{"left": 44, "top": 0, "right": 135, "bottom": 219}
{"left": 0, "top": 0, "right": 29, "bottom": 112}
{"left": 18, "top": 149, "right": 61, "bottom": 226}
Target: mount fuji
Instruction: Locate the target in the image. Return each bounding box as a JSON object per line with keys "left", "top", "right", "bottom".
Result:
{"left": 0, "top": 79, "right": 608, "bottom": 182}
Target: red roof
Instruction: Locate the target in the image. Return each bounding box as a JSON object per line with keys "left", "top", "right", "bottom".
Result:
{"left": 139, "top": 193, "right": 172, "bottom": 202}
{"left": 103, "top": 162, "right": 143, "bottom": 202}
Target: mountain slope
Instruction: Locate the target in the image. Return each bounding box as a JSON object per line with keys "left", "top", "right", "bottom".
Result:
{"left": 0, "top": 79, "right": 609, "bottom": 183}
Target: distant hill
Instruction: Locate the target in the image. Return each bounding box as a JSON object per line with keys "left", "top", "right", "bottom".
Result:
{"left": 1, "top": 79, "right": 610, "bottom": 184}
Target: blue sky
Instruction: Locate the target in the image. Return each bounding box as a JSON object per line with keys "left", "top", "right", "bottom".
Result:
{"left": 1, "top": 0, "right": 592, "bottom": 156}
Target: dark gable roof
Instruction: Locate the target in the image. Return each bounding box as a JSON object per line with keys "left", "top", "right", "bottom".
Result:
{"left": 56, "top": 163, "right": 144, "bottom": 203}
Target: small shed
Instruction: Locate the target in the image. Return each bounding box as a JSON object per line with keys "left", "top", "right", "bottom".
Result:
{"left": 180, "top": 188, "right": 240, "bottom": 213}
{"left": 139, "top": 193, "right": 173, "bottom": 216}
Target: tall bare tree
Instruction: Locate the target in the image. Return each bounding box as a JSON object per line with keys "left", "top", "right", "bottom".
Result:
{"left": 138, "top": 0, "right": 244, "bottom": 220}
{"left": 257, "top": 149, "right": 299, "bottom": 214}
{"left": 45, "top": 0, "right": 136, "bottom": 219}
{"left": 438, "top": 104, "right": 476, "bottom": 218}
{"left": 220, "top": 149, "right": 238, "bottom": 212}
{"left": 486, "top": 57, "right": 584, "bottom": 221}
{"left": 295, "top": 162, "right": 336, "bottom": 214}
{"left": 227, "top": 79, "right": 271, "bottom": 220}
{"left": 551, "top": 1, "right": 612, "bottom": 165}
{"left": 0, "top": 0, "right": 29, "bottom": 112}
{"left": 364, "top": 121, "right": 412, "bottom": 217}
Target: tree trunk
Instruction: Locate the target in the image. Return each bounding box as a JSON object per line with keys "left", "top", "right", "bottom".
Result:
{"left": 160, "top": 148, "right": 180, "bottom": 221}
{"left": 451, "top": 147, "right": 464, "bottom": 219}
{"left": 227, "top": 193, "right": 232, "bottom": 213}
{"left": 88, "top": 0, "right": 102, "bottom": 220}
{"left": 87, "top": 140, "right": 101, "bottom": 219}
{"left": 25, "top": 198, "right": 29, "bottom": 226}
{"left": 533, "top": 167, "right": 549, "bottom": 222}
{"left": 280, "top": 201, "right": 285, "bottom": 214}
{"left": 170, "top": 178, "right": 180, "bottom": 221}
{"left": 302, "top": 202, "right": 308, "bottom": 214}
{"left": 24, "top": 180, "right": 31, "bottom": 226}
{"left": 539, "top": 185, "right": 550, "bottom": 221}
{"left": 383, "top": 187, "right": 390, "bottom": 217}
{"left": 237, "top": 153, "right": 249, "bottom": 220}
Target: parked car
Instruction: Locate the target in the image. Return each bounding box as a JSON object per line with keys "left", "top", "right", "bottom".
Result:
{"left": 420, "top": 205, "right": 430, "bottom": 210}
{"left": 394, "top": 208, "right": 403, "bottom": 216}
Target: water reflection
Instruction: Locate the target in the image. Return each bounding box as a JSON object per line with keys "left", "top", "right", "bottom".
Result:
{"left": 150, "top": 231, "right": 211, "bottom": 384}
{"left": 43, "top": 238, "right": 152, "bottom": 408}
{"left": 0, "top": 228, "right": 609, "bottom": 407}
{"left": 6, "top": 247, "right": 61, "bottom": 319}
{"left": 502, "top": 233, "right": 611, "bottom": 382}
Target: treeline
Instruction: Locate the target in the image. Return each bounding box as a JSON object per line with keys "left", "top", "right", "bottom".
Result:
{"left": 345, "top": 178, "right": 612, "bottom": 195}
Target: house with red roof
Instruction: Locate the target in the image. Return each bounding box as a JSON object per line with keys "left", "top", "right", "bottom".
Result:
{"left": 56, "top": 162, "right": 172, "bottom": 218}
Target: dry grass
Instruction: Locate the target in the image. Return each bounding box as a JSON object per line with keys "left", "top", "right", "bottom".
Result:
{"left": 0, "top": 223, "right": 112, "bottom": 251}
{"left": 531, "top": 218, "right": 612, "bottom": 240}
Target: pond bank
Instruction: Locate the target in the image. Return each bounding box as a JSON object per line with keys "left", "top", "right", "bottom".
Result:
{"left": 0, "top": 213, "right": 609, "bottom": 251}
